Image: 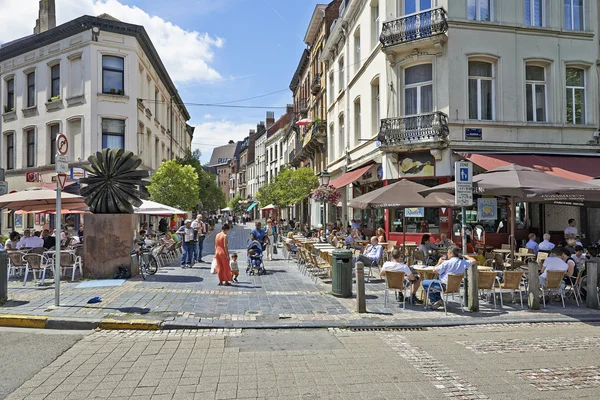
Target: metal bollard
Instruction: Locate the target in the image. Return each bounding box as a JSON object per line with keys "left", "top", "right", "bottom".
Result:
{"left": 356, "top": 261, "right": 366, "bottom": 313}
{"left": 586, "top": 262, "right": 598, "bottom": 309}
{"left": 466, "top": 264, "right": 479, "bottom": 312}
{"left": 0, "top": 250, "right": 8, "bottom": 303}
{"left": 527, "top": 261, "right": 540, "bottom": 310}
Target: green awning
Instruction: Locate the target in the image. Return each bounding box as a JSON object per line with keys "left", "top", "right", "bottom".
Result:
{"left": 247, "top": 202, "right": 258, "bottom": 212}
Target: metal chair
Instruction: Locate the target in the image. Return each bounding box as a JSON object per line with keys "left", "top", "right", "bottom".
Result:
{"left": 478, "top": 271, "right": 500, "bottom": 309}
{"left": 7, "top": 251, "right": 27, "bottom": 280}
{"left": 384, "top": 271, "right": 406, "bottom": 310}
{"left": 59, "top": 251, "right": 82, "bottom": 282}
{"left": 425, "top": 273, "right": 465, "bottom": 315}
{"left": 22, "top": 253, "right": 51, "bottom": 286}
{"left": 541, "top": 270, "right": 566, "bottom": 308}
{"left": 500, "top": 270, "right": 525, "bottom": 309}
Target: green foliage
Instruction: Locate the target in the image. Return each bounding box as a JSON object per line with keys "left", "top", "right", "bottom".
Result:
{"left": 148, "top": 160, "right": 199, "bottom": 211}
{"left": 227, "top": 195, "right": 244, "bottom": 214}
{"left": 175, "top": 149, "right": 226, "bottom": 212}
{"left": 257, "top": 166, "right": 318, "bottom": 207}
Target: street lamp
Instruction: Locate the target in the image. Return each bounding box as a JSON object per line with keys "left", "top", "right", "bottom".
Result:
{"left": 319, "top": 170, "right": 330, "bottom": 186}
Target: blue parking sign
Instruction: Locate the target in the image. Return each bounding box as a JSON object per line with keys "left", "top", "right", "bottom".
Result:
{"left": 459, "top": 167, "right": 469, "bottom": 182}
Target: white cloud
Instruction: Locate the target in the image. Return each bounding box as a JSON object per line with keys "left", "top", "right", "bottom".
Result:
{"left": 203, "top": 114, "right": 213, "bottom": 119}
{"left": 0, "top": 0, "right": 223, "bottom": 83}
{"left": 191, "top": 120, "right": 255, "bottom": 162}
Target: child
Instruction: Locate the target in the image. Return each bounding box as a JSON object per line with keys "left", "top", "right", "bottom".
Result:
{"left": 230, "top": 253, "right": 239, "bottom": 282}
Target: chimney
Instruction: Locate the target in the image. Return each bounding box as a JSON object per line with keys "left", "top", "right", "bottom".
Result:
{"left": 286, "top": 104, "right": 294, "bottom": 116}
{"left": 257, "top": 122, "right": 266, "bottom": 133}
{"left": 266, "top": 111, "right": 275, "bottom": 129}
{"left": 34, "top": 0, "right": 56, "bottom": 34}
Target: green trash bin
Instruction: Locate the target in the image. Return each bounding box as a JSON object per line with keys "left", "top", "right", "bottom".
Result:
{"left": 331, "top": 249, "right": 353, "bottom": 298}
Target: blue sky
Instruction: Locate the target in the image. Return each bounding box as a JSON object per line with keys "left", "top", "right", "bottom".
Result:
{"left": 0, "top": 0, "right": 325, "bottom": 164}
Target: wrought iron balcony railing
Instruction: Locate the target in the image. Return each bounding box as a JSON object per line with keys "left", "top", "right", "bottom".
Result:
{"left": 310, "top": 73, "right": 322, "bottom": 95}
{"left": 380, "top": 7, "right": 448, "bottom": 48}
{"left": 377, "top": 111, "right": 449, "bottom": 147}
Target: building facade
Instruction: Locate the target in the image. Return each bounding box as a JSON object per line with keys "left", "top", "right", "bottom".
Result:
{"left": 0, "top": 8, "right": 190, "bottom": 233}
{"left": 323, "top": 0, "right": 600, "bottom": 244}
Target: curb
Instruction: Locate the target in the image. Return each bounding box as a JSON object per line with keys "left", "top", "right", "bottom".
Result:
{"left": 99, "top": 318, "right": 162, "bottom": 330}
{"left": 0, "top": 314, "right": 48, "bottom": 329}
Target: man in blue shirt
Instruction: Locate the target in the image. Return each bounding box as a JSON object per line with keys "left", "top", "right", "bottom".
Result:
{"left": 251, "top": 222, "right": 266, "bottom": 245}
{"left": 421, "top": 247, "right": 477, "bottom": 310}
{"left": 525, "top": 233, "right": 539, "bottom": 255}
{"left": 354, "top": 236, "right": 383, "bottom": 267}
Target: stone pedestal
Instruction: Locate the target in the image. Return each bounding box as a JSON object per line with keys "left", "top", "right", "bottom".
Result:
{"left": 84, "top": 214, "right": 137, "bottom": 279}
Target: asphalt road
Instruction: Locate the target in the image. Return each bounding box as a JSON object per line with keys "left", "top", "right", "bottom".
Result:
{"left": 0, "top": 327, "right": 89, "bottom": 399}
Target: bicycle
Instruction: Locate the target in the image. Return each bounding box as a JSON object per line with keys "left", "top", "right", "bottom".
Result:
{"left": 132, "top": 240, "right": 159, "bottom": 280}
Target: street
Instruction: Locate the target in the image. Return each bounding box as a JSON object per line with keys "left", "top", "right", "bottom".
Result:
{"left": 3, "top": 322, "right": 600, "bottom": 399}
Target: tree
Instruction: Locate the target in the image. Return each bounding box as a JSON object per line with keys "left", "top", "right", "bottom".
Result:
{"left": 147, "top": 160, "right": 199, "bottom": 211}
{"left": 227, "top": 195, "right": 244, "bottom": 215}
{"left": 175, "top": 149, "right": 226, "bottom": 212}
{"left": 257, "top": 166, "right": 318, "bottom": 208}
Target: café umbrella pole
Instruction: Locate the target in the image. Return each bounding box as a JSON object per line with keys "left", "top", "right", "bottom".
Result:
{"left": 55, "top": 181, "right": 61, "bottom": 306}
{"left": 510, "top": 196, "right": 516, "bottom": 268}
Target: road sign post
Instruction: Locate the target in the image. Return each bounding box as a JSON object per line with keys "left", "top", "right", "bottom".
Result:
{"left": 455, "top": 161, "right": 475, "bottom": 311}
{"left": 55, "top": 134, "right": 69, "bottom": 307}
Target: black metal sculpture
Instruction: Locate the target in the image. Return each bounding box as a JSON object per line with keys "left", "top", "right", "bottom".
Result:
{"left": 80, "top": 148, "right": 149, "bottom": 214}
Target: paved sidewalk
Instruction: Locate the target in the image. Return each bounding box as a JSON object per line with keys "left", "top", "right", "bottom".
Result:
{"left": 1, "top": 222, "right": 600, "bottom": 329}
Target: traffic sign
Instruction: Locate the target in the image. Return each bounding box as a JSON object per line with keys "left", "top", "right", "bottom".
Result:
{"left": 56, "top": 155, "right": 69, "bottom": 174}
{"left": 26, "top": 172, "right": 37, "bottom": 182}
{"left": 57, "top": 174, "right": 67, "bottom": 190}
{"left": 0, "top": 181, "right": 8, "bottom": 195}
{"left": 56, "top": 134, "right": 68, "bottom": 156}
{"left": 455, "top": 161, "right": 473, "bottom": 207}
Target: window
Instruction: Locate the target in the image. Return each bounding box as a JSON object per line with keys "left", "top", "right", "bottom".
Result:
{"left": 371, "top": 77, "right": 380, "bottom": 134}
{"left": 371, "top": 1, "right": 380, "bottom": 48}
{"left": 354, "top": 98, "right": 361, "bottom": 144}
{"left": 404, "top": 64, "right": 433, "bottom": 115}
{"left": 26, "top": 129, "right": 35, "bottom": 167}
{"left": 468, "top": 0, "right": 492, "bottom": 21}
{"left": 468, "top": 61, "right": 494, "bottom": 120}
{"left": 26, "top": 214, "right": 34, "bottom": 229}
{"left": 329, "top": 72, "right": 335, "bottom": 102}
{"left": 566, "top": 68, "right": 585, "bottom": 124}
{"left": 154, "top": 88, "right": 159, "bottom": 119}
{"left": 339, "top": 114, "right": 345, "bottom": 158}
{"left": 525, "top": 0, "right": 544, "bottom": 27}
{"left": 102, "top": 118, "right": 126, "bottom": 149}
{"left": 27, "top": 72, "right": 35, "bottom": 107}
{"left": 6, "top": 78, "right": 14, "bottom": 111}
{"left": 338, "top": 57, "right": 344, "bottom": 91}
{"left": 564, "top": 0, "right": 584, "bottom": 30}
{"left": 50, "top": 124, "right": 59, "bottom": 164}
{"left": 405, "top": 0, "right": 432, "bottom": 14}
{"left": 69, "top": 55, "right": 83, "bottom": 97}
{"left": 6, "top": 133, "right": 14, "bottom": 170}
{"left": 354, "top": 29, "right": 361, "bottom": 73}
{"left": 102, "top": 56, "right": 124, "bottom": 94}
{"left": 329, "top": 123, "right": 335, "bottom": 161}
{"left": 50, "top": 64, "right": 60, "bottom": 98}
{"left": 525, "top": 66, "right": 547, "bottom": 122}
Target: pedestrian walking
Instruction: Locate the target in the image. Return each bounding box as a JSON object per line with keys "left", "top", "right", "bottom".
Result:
{"left": 214, "top": 224, "right": 233, "bottom": 286}
{"left": 176, "top": 219, "right": 195, "bottom": 268}
{"left": 266, "top": 219, "right": 278, "bottom": 261}
{"left": 192, "top": 214, "right": 207, "bottom": 263}
{"left": 230, "top": 253, "right": 239, "bottom": 282}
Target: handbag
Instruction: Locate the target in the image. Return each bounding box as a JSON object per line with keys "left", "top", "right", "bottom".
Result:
{"left": 210, "top": 258, "right": 218, "bottom": 274}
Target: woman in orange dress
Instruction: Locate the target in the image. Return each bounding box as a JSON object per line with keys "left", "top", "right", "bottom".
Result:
{"left": 214, "top": 224, "right": 233, "bottom": 286}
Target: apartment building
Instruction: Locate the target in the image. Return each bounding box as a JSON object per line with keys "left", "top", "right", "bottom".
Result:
{"left": 236, "top": 136, "right": 249, "bottom": 200}
{"left": 265, "top": 105, "right": 294, "bottom": 185}
{"left": 208, "top": 141, "right": 238, "bottom": 202}
{"left": 0, "top": 2, "right": 191, "bottom": 232}
{"left": 323, "top": 0, "right": 600, "bottom": 243}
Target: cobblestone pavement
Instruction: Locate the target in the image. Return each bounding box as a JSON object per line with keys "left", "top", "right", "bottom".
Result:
{"left": 2, "top": 222, "right": 600, "bottom": 327}
{"left": 5, "top": 322, "right": 600, "bottom": 399}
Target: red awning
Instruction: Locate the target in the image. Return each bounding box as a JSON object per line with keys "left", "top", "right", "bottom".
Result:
{"left": 330, "top": 163, "right": 374, "bottom": 189}
{"left": 459, "top": 153, "right": 600, "bottom": 182}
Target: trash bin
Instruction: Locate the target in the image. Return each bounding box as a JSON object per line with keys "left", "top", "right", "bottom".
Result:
{"left": 331, "top": 249, "right": 353, "bottom": 298}
{"left": 0, "top": 250, "right": 8, "bottom": 302}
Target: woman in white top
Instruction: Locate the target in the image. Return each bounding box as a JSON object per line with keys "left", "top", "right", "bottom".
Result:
{"left": 4, "top": 232, "right": 20, "bottom": 250}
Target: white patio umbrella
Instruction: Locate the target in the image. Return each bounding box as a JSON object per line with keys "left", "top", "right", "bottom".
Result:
{"left": 134, "top": 200, "right": 187, "bottom": 216}
{"left": 0, "top": 188, "right": 87, "bottom": 211}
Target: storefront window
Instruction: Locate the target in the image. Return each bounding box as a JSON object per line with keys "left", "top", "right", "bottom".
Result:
{"left": 389, "top": 208, "right": 440, "bottom": 233}
{"left": 451, "top": 199, "right": 526, "bottom": 241}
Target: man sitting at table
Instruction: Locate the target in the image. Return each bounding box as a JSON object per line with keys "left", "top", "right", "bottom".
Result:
{"left": 436, "top": 234, "right": 454, "bottom": 248}
{"left": 539, "top": 247, "right": 570, "bottom": 290}
{"left": 380, "top": 249, "right": 420, "bottom": 304}
{"left": 526, "top": 233, "right": 539, "bottom": 255}
{"left": 354, "top": 236, "right": 383, "bottom": 268}
{"left": 17, "top": 229, "right": 44, "bottom": 249}
{"left": 538, "top": 233, "right": 555, "bottom": 252}
{"left": 421, "top": 247, "right": 478, "bottom": 310}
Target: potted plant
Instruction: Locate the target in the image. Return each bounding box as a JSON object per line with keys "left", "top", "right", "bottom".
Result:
{"left": 109, "top": 88, "right": 117, "bottom": 94}
{"left": 49, "top": 95, "right": 60, "bottom": 102}
{"left": 2, "top": 104, "right": 8, "bottom": 113}
{"left": 311, "top": 184, "right": 342, "bottom": 204}
{"left": 117, "top": 89, "right": 124, "bottom": 95}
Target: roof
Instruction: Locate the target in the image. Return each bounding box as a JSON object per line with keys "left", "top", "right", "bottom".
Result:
{"left": 304, "top": 5, "right": 327, "bottom": 46}
{"left": 267, "top": 110, "right": 292, "bottom": 139}
{"left": 208, "top": 143, "right": 238, "bottom": 167}
{"left": 0, "top": 15, "right": 190, "bottom": 121}
{"left": 289, "top": 49, "right": 310, "bottom": 92}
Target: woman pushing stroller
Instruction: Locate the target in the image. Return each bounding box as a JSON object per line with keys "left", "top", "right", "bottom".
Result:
{"left": 247, "top": 233, "right": 266, "bottom": 275}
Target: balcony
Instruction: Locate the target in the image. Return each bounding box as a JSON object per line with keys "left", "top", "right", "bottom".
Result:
{"left": 310, "top": 73, "right": 322, "bottom": 95}
{"left": 380, "top": 7, "right": 448, "bottom": 50}
{"left": 298, "top": 100, "right": 309, "bottom": 117}
{"left": 377, "top": 112, "right": 449, "bottom": 150}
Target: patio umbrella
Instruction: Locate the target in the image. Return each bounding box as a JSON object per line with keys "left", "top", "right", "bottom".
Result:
{"left": 0, "top": 188, "right": 87, "bottom": 212}
{"left": 420, "top": 164, "right": 600, "bottom": 264}
{"left": 296, "top": 118, "right": 312, "bottom": 126}
{"left": 349, "top": 179, "right": 456, "bottom": 250}
{"left": 134, "top": 200, "right": 187, "bottom": 216}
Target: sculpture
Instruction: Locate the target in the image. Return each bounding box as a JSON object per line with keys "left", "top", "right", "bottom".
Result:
{"left": 80, "top": 148, "right": 148, "bottom": 214}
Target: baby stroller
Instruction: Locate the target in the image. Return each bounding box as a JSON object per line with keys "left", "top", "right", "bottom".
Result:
{"left": 246, "top": 239, "right": 266, "bottom": 276}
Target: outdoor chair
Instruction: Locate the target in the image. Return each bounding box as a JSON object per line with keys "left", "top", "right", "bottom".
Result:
{"left": 536, "top": 252, "right": 548, "bottom": 264}
{"left": 519, "top": 247, "right": 533, "bottom": 254}
{"left": 22, "top": 253, "right": 51, "bottom": 286}
{"left": 424, "top": 273, "right": 464, "bottom": 315}
{"left": 7, "top": 251, "right": 27, "bottom": 281}
{"left": 28, "top": 247, "right": 45, "bottom": 255}
{"left": 500, "top": 270, "right": 525, "bottom": 309}
{"left": 478, "top": 271, "right": 501, "bottom": 309}
{"left": 59, "top": 251, "right": 82, "bottom": 282}
{"left": 541, "top": 270, "right": 566, "bottom": 308}
{"left": 412, "top": 250, "right": 425, "bottom": 266}
{"left": 564, "top": 267, "right": 585, "bottom": 307}
{"left": 384, "top": 271, "right": 407, "bottom": 310}
{"left": 501, "top": 244, "right": 511, "bottom": 250}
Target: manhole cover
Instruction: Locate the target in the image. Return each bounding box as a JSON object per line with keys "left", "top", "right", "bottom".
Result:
{"left": 246, "top": 311, "right": 261, "bottom": 315}
{"left": 314, "top": 311, "right": 328, "bottom": 314}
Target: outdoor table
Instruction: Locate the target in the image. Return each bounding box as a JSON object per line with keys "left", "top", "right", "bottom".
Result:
{"left": 476, "top": 245, "right": 495, "bottom": 251}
